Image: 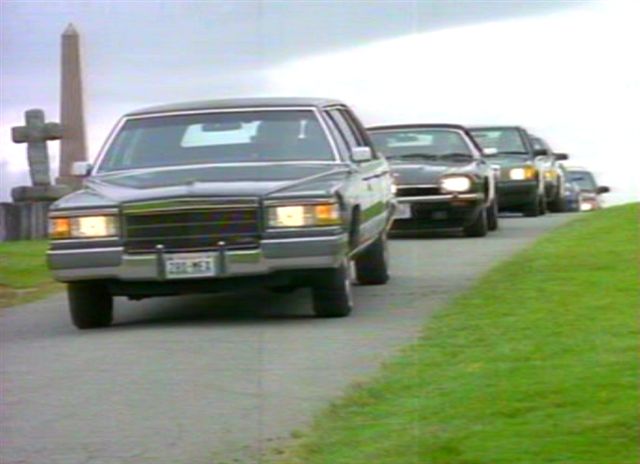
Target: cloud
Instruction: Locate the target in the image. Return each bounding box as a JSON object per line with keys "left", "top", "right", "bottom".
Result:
{"left": 266, "top": 1, "right": 639, "bottom": 204}
{"left": 1, "top": 0, "right": 636, "bottom": 204}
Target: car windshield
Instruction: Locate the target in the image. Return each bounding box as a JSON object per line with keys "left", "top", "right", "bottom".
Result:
{"left": 568, "top": 171, "right": 597, "bottom": 191}
{"left": 470, "top": 128, "right": 528, "bottom": 155}
{"left": 369, "top": 129, "right": 473, "bottom": 160}
{"left": 97, "top": 110, "right": 335, "bottom": 172}
{"left": 530, "top": 137, "right": 544, "bottom": 150}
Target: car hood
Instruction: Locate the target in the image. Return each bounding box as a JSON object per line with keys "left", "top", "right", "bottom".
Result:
{"left": 52, "top": 163, "right": 351, "bottom": 210}
{"left": 389, "top": 160, "right": 476, "bottom": 185}
{"left": 580, "top": 190, "right": 598, "bottom": 199}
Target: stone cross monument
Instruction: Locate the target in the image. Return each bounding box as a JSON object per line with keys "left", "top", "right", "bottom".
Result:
{"left": 10, "top": 109, "right": 70, "bottom": 201}
{"left": 2, "top": 109, "right": 71, "bottom": 240}
{"left": 57, "top": 23, "right": 88, "bottom": 189}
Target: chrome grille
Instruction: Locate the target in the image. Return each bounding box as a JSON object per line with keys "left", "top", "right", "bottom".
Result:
{"left": 396, "top": 186, "right": 441, "bottom": 197}
{"left": 123, "top": 198, "right": 260, "bottom": 253}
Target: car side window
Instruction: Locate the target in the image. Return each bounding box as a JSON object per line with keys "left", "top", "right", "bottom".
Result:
{"left": 338, "top": 109, "right": 367, "bottom": 146}
{"left": 340, "top": 108, "right": 381, "bottom": 159}
{"left": 323, "top": 112, "right": 350, "bottom": 157}
{"left": 327, "top": 109, "right": 359, "bottom": 149}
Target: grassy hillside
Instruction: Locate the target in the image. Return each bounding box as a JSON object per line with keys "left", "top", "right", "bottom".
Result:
{"left": 0, "top": 240, "right": 61, "bottom": 308}
{"left": 273, "top": 204, "right": 639, "bottom": 464}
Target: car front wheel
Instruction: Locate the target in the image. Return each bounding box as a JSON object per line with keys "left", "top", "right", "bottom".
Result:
{"left": 549, "top": 189, "right": 566, "bottom": 213}
{"left": 68, "top": 282, "right": 113, "bottom": 329}
{"left": 312, "top": 259, "right": 354, "bottom": 318}
{"left": 355, "top": 234, "right": 390, "bottom": 285}
{"left": 463, "top": 207, "right": 488, "bottom": 237}
{"left": 487, "top": 199, "right": 499, "bottom": 231}
{"left": 523, "top": 194, "right": 543, "bottom": 217}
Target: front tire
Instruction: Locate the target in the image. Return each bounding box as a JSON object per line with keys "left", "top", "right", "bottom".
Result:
{"left": 354, "top": 234, "right": 390, "bottom": 285}
{"left": 68, "top": 282, "right": 113, "bottom": 329}
{"left": 487, "top": 199, "right": 499, "bottom": 231}
{"left": 463, "top": 207, "right": 488, "bottom": 237}
{"left": 540, "top": 195, "right": 548, "bottom": 215}
{"left": 523, "top": 194, "right": 543, "bottom": 217}
{"left": 549, "top": 189, "right": 566, "bottom": 213}
{"left": 312, "top": 260, "right": 354, "bottom": 318}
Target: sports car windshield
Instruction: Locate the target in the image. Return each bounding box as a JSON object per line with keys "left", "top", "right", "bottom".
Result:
{"left": 568, "top": 171, "right": 597, "bottom": 191}
{"left": 97, "top": 110, "right": 335, "bottom": 172}
{"left": 470, "top": 128, "right": 527, "bottom": 155}
{"left": 369, "top": 129, "right": 473, "bottom": 160}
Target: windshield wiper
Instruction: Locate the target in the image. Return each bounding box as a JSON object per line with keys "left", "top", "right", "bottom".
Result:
{"left": 393, "top": 153, "right": 439, "bottom": 161}
{"left": 439, "top": 152, "right": 474, "bottom": 160}
{"left": 495, "top": 151, "right": 529, "bottom": 155}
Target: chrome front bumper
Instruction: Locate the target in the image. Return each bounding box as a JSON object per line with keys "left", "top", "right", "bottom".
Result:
{"left": 48, "top": 234, "right": 349, "bottom": 282}
{"left": 395, "top": 193, "right": 481, "bottom": 204}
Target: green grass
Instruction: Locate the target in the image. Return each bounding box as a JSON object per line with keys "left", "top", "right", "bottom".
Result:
{"left": 0, "top": 240, "right": 61, "bottom": 308}
{"left": 274, "top": 204, "right": 639, "bottom": 464}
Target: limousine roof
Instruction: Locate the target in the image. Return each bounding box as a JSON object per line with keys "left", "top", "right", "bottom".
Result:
{"left": 126, "top": 97, "right": 345, "bottom": 117}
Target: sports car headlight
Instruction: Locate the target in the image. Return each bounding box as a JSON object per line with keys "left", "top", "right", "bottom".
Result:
{"left": 49, "top": 216, "right": 119, "bottom": 239}
{"left": 267, "top": 203, "right": 341, "bottom": 228}
{"left": 440, "top": 176, "right": 472, "bottom": 193}
{"left": 509, "top": 166, "right": 537, "bottom": 181}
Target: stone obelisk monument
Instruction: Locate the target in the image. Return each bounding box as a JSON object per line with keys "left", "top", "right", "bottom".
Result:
{"left": 57, "top": 23, "right": 87, "bottom": 189}
{"left": 1, "top": 24, "right": 86, "bottom": 241}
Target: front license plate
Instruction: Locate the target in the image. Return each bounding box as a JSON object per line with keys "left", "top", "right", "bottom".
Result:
{"left": 165, "top": 253, "right": 216, "bottom": 279}
{"left": 394, "top": 203, "right": 412, "bottom": 219}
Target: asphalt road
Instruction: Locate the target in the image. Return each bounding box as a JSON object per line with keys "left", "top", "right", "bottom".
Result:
{"left": 1, "top": 214, "right": 573, "bottom": 464}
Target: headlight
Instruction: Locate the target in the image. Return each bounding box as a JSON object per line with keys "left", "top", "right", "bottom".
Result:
{"left": 267, "top": 203, "right": 341, "bottom": 228}
{"left": 509, "top": 166, "right": 537, "bottom": 181}
{"left": 49, "top": 216, "right": 119, "bottom": 239}
{"left": 440, "top": 176, "right": 472, "bottom": 193}
{"left": 580, "top": 201, "right": 594, "bottom": 211}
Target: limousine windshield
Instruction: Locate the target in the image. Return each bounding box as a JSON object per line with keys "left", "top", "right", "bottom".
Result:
{"left": 97, "top": 110, "right": 335, "bottom": 172}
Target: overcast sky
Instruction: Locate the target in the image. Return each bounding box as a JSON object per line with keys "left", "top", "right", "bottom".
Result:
{"left": 1, "top": 0, "right": 638, "bottom": 204}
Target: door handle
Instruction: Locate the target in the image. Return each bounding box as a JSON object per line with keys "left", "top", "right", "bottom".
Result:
{"left": 363, "top": 170, "right": 389, "bottom": 181}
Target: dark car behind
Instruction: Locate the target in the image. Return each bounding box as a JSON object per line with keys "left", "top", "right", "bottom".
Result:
{"left": 470, "top": 126, "right": 553, "bottom": 217}
{"left": 566, "top": 167, "right": 610, "bottom": 211}
{"left": 368, "top": 124, "right": 498, "bottom": 237}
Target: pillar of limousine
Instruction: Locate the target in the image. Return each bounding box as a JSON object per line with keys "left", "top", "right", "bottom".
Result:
{"left": 57, "top": 23, "right": 88, "bottom": 189}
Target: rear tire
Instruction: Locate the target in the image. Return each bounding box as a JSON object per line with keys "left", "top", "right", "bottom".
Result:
{"left": 487, "top": 199, "right": 499, "bottom": 231}
{"left": 68, "top": 282, "right": 113, "bottom": 329}
{"left": 354, "top": 234, "right": 390, "bottom": 285}
{"left": 463, "top": 207, "right": 488, "bottom": 237}
{"left": 540, "top": 195, "right": 548, "bottom": 215}
{"left": 312, "top": 260, "right": 354, "bottom": 318}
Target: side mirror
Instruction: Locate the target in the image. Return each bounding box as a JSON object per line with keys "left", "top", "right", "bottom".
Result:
{"left": 596, "top": 186, "right": 610, "bottom": 194}
{"left": 352, "top": 146, "right": 373, "bottom": 163}
{"left": 71, "top": 161, "right": 93, "bottom": 177}
{"left": 534, "top": 148, "right": 550, "bottom": 157}
{"left": 554, "top": 153, "right": 569, "bottom": 161}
